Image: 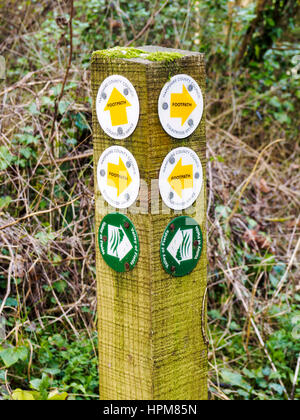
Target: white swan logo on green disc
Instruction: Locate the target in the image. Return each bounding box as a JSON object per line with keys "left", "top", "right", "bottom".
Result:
{"left": 98, "top": 213, "right": 140, "bottom": 273}
{"left": 160, "top": 216, "right": 203, "bottom": 277}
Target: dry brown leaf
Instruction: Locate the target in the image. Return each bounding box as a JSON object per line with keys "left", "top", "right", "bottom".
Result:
{"left": 258, "top": 178, "right": 271, "bottom": 194}
{"left": 108, "top": 18, "right": 122, "bottom": 31}
{"left": 243, "top": 229, "right": 271, "bottom": 250}
{"left": 13, "top": 255, "right": 26, "bottom": 279}
{"left": 287, "top": 219, "right": 300, "bottom": 229}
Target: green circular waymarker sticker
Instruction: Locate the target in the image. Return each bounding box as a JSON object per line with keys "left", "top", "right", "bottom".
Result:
{"left": 160, "top": 216, "right": 203, "bottom": 277}
{"left": 98, "top": 213, "right": 140, "bottom": 273}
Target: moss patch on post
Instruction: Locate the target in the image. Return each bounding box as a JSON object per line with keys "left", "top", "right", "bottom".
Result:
{"left": 93, "top": 47, "right": 145, "bottom": 59}
{"left": 92, "top": 46, "right": 183, "bottom": 63}
{"left": 145, "top": 51, "right": 183, "bottom": 62}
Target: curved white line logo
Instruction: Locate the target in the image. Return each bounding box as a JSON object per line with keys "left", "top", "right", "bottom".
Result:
{"left": 107, "top": 225, "right": 133, "bottom": 261}
{"left": 167, "top": 228, "right": 193, "bottom": 264}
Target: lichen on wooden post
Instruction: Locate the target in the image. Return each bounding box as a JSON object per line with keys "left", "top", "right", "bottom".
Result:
{"left": 91, "top": 46, "right": 207, "bottom": 400}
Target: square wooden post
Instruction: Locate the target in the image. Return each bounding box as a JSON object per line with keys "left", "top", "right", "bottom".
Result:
{"left": 91, "top": 46, "right": 207, "bottom": 400}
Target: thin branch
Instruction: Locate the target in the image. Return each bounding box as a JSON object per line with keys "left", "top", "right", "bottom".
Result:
{"left": 0, "top": 195, "right": 82, "bottom": 232}
{"left": 49, "top": 0, "right": 74, "bottom": 154}
{"left": 0, "top": 234, "right": 14, "bottom": 316}
{"left": 235, "top": 0, "right": 268, "bottom": 66}
{"left": 272, "top": 237, "right": 300, "bottom": 302}
{"left": 215, "top": 218, "right": 289, "bottom": 400}
{"left": 114, "top": 0, "right": 128, "bottom": 44}
{"left": 291, "top": 354, "right": 300, "bottom": 400}
{"left": 126, "top": 0, "right": 169, "bottom": 47}
{"left": 226, "top": 139, "right": 284, "bottom": 224}
{"left": 40, "top": 149, "right": 93, "bottom": 167}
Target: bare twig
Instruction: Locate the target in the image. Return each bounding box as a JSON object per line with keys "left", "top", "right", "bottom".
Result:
{"left": 114, "top": 0, "right": 128, "bottom": 43}
{"left": 245, "top": 272, "right": 264, "bottom": 356}
{"left": 235, "top": 0, "right": 268, "bottom": 66}
{"left": 49, "top": 0, "right": 74, "bottom": 154}
{"left": 291, "top": 355, "right": 300, "bottom": 400}
{"left": 0, "top": 195, "right": 82, "bottom": 232}
{"left": 271, "top": 237, "right": 300, "bottom": 302}
{"left": 0, "top": 234, "right": 14, "bottom": 316}
{"left": 126, "top": 0, "right": 169, "bottom": 47}
{"left": 226, "top": 139, "right": 284, "bottom": 223}
{"left": 40, "top": 149, "right": 93, "bottom": 167}
{"left": 215, "top": 218, "right": 289, "bottom": 400}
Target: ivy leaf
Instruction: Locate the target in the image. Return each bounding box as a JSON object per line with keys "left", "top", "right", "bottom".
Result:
{"left": 12, "top": 389, "right": 36, "bottom": 401}
{"left": 0, "top": 297, "right": 18, "bottom": 307}
{"left": 0, "top": 348, "right": 19, "bottom": 367}
{"left": 221, "top": 369, "right": 251, "bottom": 391}
{"left": 0, "top": 196, "right": 12, "bottom": 209}
{"left": 269, "top": 96, "right": 281, "bottom": 108}
{"left": 15, "top": 346, "right": 28, "bottom": 362}
{"left": 274, "top": 112, "right": 291, "bottom": 125}
{"left": 30, "top": 377, "right": 44, "bottom": 391}
{"left": 28, "top": 103, "right": 39, "bottom": 115}
{"left": 20, "top": 147, "right": 32, "bottom": 159}
{"left": 269, "top": 383, "right": 284, "bottom": 395}
{"left": 53, "top": 280, "right": 67, "bottom": 293}
{"left": 48, "top": 390, "right": 68, "bottom": 400}
{"left": 44, "top": 368, "right": 60, "bottom": 376}
{"left": 59, "top": 101, "right": 71, "bottom": 115}
{"left": 42, "top": 96, "right": 54, "bottom": 107}
{"left": 0, "top": 146, "right": 14, "bottom": 170}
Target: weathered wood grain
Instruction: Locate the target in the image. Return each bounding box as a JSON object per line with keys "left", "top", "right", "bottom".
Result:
{"left": 91, "top": 46, "right": 207, "bottom": 400}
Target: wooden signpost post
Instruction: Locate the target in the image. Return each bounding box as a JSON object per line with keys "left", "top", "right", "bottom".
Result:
{"left": 91, "top": 46, "right": 207, "bottom": 400}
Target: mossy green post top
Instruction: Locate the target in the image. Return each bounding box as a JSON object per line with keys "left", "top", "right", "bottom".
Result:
{"left": 160, "top": 216, "right": 203, "bottom": 277}
{"left": 96, "top": 75, "right": 140, "bottom": 139}
{"left": 98, "top": 213, "right": 140, "bottom": 273}
{"left": 158, "top": 74, "right": 204, "bottom": 139}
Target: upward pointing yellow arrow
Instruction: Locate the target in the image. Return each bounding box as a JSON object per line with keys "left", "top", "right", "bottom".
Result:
{"left": 104, "top": 88, "right": 132, "bottom": 126}
{"left": 168, "top": 158, "right": 193, "bottom": 198}
{"left": 170, "top": 85, "right": 197, "bottom": 126}
{"left": 107, "top": 157, "right": 132, "bottom": 196}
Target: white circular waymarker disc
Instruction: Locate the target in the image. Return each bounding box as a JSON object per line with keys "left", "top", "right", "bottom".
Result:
{"left": 158, "top": 74, "right": 204, "bottom": 139}
{"left": 97, "top": 146, "right": 140, "bottom": 209}
{"left": 159, "top": 147, "right": 203, "bottom": 210}
{"left": 96, "top": 75, "right": 140, "bottom": 140}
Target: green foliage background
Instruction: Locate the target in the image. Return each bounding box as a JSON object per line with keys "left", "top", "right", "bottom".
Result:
{"left": 0, "top": 0, "right": 299, "bottom": 400}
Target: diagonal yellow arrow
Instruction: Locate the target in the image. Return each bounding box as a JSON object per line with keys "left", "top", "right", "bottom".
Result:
{"left": 168, "top": 158, "right": 193, "bottom": 198}
{"left": 107, "top": 157, "right": 132, "bottom": 196}
{"left": 104, "top": 88, "right": 132, "bottom": 126}
{"left": 170, "top": 85, "right": 197, "bottom": 126}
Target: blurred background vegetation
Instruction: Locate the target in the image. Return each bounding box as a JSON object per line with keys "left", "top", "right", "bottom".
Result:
{"left": 0, "top": 0, "right": 299, "bottom": 400}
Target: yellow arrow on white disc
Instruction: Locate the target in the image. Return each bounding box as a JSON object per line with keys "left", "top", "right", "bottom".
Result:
{"left": 96, "top": 75, "right": 140, "bottom": 140}
{"left": 159, "top": 147, "right": 203, "bottom": 211}
{"left": 97, "top": 146, "right": 140, "bottom": 209}
{"left": 158, "top": 74, "right": 204, "bottom": 139}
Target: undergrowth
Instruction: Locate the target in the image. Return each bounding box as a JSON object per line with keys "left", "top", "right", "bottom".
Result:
{"left": 0, "top": 0, "right": 299, "bottom": 400}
